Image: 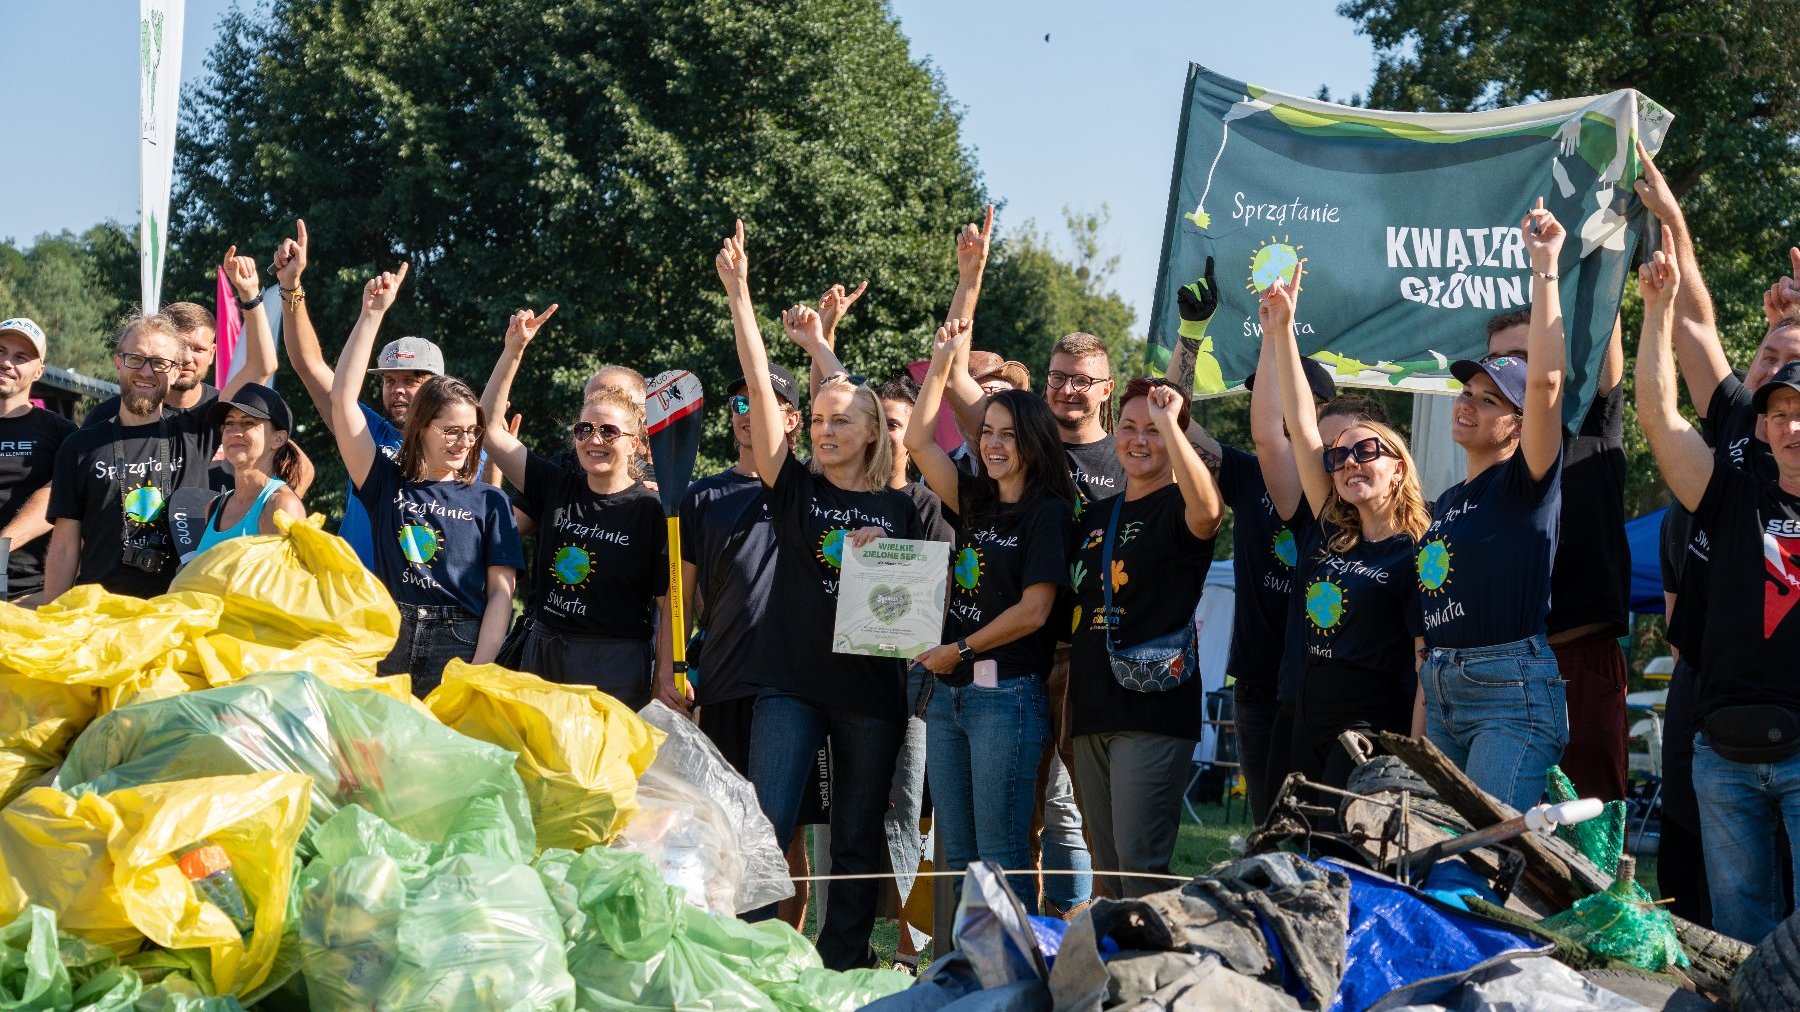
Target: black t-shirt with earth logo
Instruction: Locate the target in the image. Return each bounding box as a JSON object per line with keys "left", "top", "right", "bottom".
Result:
{"left": 517, "top": 452, "right": 667, "bottom": 639}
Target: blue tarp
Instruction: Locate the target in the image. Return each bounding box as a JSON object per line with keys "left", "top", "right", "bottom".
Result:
{"left": 1626, "top": 506, "right": 1668, "bottom": 615}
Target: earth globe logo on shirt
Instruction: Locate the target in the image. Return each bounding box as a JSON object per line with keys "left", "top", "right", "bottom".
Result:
{"left": 1417, "top": 539, "right": 1453, "bottom": 594}
{"left": 817, "top": 528, "right": 846, "bottom": 569}
{"left": 122, "top": 483, "right": 165, "bottom": 525}
{"left": 1305, "top": 578, "right": 1346, "bottom": 633}
{"left": 954, "top": 546, "right": 983, "bottom": 592}
{"left": 1272, "top": 528, "right": 1298, "bottom": 568}
{"left": 553, "top": 544, "right": 592, "bottom": 587}
{"left": 397, "top": 523, "right": 443, "bottom": 565}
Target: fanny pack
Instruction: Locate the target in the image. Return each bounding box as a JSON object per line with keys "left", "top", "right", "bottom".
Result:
{"left": 1101, "top": 495, "right": 1199, "bottom": 694}
{"left": 1703, "top": 704, "right": 1800, "bottom": 765}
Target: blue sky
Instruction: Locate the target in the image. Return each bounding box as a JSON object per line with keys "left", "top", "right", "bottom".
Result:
{"left": 0, "top": 0, "right": 1378, "bottom": 326}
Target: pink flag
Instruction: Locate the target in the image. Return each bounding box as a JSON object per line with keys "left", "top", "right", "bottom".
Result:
{"left": 213, "top": 267, "right": 243, "bottom": 389}
{"left": 906, "top": 359, "right": 965, "bottom": 453}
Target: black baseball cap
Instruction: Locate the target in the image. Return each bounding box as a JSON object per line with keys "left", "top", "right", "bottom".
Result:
{"left": 1753, "top": 361, "right": 1800, "bottom": 414}
{"left": 728, "top": 363, "right": 800, "bottom": 406}
{"left": 1245, "top": 357, "right": 1338, "bottom": 404}
{"left": 1450, "top": 354, "right": 1529, "bottom": 410}
{"left": 206, "top": 383, "right": 293, "bottom": 432}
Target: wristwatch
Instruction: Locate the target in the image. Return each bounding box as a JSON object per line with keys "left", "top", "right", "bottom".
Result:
{"left": 956, "top": 638, "right": 974, "bottom": 661}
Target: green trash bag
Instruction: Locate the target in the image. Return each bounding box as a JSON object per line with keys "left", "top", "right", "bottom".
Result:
{"left": 56, "top": 672, "right": 533, "bottom": 863}
{"left": 0, "top": 904, "right": 143, "bottom": 1011}
{"left": 1545, "top": 766, "right": 1626, "bottom": 876}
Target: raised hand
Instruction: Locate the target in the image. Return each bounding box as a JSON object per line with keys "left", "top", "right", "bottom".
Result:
{"left": 1639, "top": 224, "right": 1681, "bottom": 313}
{"left": 1177, "top": 256, "right": 1219, "bottom": 324}
{"left": 1257, "top": 259, "right": 1304, "bottom": 339}
{"left": 932, "top": 317, "right": 972, "bottom": 363}
{"left": 1520, "top": 197, "right": 1566, "bottom": 271}
{"left": 1145, "top": 382, "right": 1185, "bottom": 432}
{"left": 715, "top": 219, "right": 749, "bottom": 292}
{"left": 363, "top": 261, "right": 410, "bottom": 314}
{"left": 780, "top": 303, "right": 825, "bottom": 349}
{"left": 221, "top": 245, "right": 260, "bottom": 302}
{"left": 273, "top": 219, "right": 308, "bottom": 290}
{"left": 818, "top": 281, "right": 868, "bottom": 337}
{"left": 1766, "top": 247, "right": 1800, "bottom": 326}
{"left": 504, "top": 303, "right": 559, "bottom": 352}
{"left": 1631, "top": 140, "right": 1680, "bottom": 224}
{"left": 956, "top": 204, "right": 995, "bottom": 280}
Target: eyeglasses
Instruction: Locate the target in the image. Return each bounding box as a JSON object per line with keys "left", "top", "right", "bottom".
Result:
{"left": 573, "top": 421, "right": 631, "bottom": 443}
{"left": 433, "top": 425, "right": 481, "bottom": 444}
{"left": 117, "top": 352, "right": 179, "bottom": 375}
{"left": 1046, "top": 371, "right": 1109, "bottom": 392}
{"left": 1323, "top": 436, "right": 1398, "bottom": 473}
{"left": 729, "top": 394, "right": 751, "bottom": 415}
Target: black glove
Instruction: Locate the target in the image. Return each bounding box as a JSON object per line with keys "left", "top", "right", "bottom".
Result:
{"left": 1176, "top": 256, "right": 1218, "bottom": 323}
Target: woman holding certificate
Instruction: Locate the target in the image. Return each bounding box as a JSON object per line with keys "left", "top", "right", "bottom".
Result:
{"left": 714, "top": 220, "right": 921, "bottom": 971}
{"left": 1067, "top": 377, "right": 1223, "bottom": 899}
{"left": 904, "top": 317, "right": 1077, "bottom": 913}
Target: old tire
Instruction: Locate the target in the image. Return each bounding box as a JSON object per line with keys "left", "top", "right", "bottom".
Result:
{"left": 1734, "top": 908, "right": 1800, "bottom": 1011}
{"left": 1344, "top": 755, "right": 1437, "bottom": 799}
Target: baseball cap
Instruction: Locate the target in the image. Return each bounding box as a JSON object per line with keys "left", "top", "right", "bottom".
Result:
{"left": 206, "top": 382, "right": 293, "bottom": 432}
{"left": 1753, "top": 361, "right": 1800, "bottom": 414}
{"left": 728, "top": 363, "right": 800, "bottom": 405}
{"left": 373, "top": 336, "right": 445, "bottom": 375}
{"left": 1245, "top": 356, "right": 1338, "bottom": 404}
{"left": 0, "top": 318, "right": 46, "bottom": 359}
{"left": 1450, "top": 354, "right": 1529, "bottom": 410}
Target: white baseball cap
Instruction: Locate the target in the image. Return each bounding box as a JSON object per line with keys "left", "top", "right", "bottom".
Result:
{"left": 0, "top": 318, "right": 46, "bottom": 359}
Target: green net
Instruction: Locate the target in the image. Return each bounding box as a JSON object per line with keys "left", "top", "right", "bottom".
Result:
{"left": 1541, "top": 856, "right": 1688, "bottom": 972}
{"left": 1545, "top": 766, "right": 1625, "bottom": 876}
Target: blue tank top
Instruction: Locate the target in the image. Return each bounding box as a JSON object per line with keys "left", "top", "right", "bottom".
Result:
{"left": 194, "top": 479, "right": 287, "bottom": 557}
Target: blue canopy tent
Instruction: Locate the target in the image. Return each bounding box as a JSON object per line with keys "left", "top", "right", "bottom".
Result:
{"left": 1625, "top": 506, "right": 1669, "bottom": 615}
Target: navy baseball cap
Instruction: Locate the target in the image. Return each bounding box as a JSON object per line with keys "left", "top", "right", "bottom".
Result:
{"left": 207, "top": 383, "right": 293, "bottom": 432}
{"left": 1451, "top": 354, "right": 1529, "bottom": 410}
{"left": 1752, "top": 361, "right": 1800, "bottom": 414}
{"left": 728, "top": 363, "right": 800, "bottom": 405}
{"left": 1245, "top": 357, "right": 1338, "bottom": 404}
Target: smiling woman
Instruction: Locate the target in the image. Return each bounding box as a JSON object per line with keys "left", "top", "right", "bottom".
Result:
{"left": 187, "top": 383, "right": 306, "bottom": 560}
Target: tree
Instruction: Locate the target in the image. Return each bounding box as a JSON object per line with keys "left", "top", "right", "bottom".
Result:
{"left": 977, "top": 206, "right": 1140, "bottom": 381}
{"left": 170, "top": 0, "right": 1132, "bottom": 491}
{"left": 0, "top": 223, "right": 139, "bottom": 382}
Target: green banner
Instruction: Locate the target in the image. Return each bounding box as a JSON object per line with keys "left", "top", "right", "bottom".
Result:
{"left": 1153, "top": 65, "right": 1672, "bottom": 424}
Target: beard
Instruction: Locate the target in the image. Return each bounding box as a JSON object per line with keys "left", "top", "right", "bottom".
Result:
{"left": 122, "top": 387, "right": 165, "bottom": 417}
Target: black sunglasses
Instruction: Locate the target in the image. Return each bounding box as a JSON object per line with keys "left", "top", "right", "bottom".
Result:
{"left": 729, "top": 394, "right": 751, "bottom": 415}
{"left": 1323, "top": 436, "right": 1398, "bottom": 473}
{"left": 573, "top": 421, "right": 631, "bottom": 443}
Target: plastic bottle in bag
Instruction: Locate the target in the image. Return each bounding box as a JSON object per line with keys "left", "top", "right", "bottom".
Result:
{"left": 176, "top": 841, "right": 256, "bottom": 936}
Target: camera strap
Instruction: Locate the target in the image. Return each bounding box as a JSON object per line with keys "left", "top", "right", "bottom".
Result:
{"left": 112, "top": 414, "right": 175, "bottom": 547}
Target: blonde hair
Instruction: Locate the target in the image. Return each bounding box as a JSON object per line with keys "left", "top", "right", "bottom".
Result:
{"left": 1319, "top": 419, "right": 1431, "bottom": 554}
{"left": 811, "top": 374, "right": 893, "bottom": 492}
{"left": 580, "top": 387, "right": 647, "bottom": 480}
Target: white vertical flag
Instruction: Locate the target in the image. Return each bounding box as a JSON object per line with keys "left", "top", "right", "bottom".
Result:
{"left": 139, "top": 0, "right": 185, "bottom": 314}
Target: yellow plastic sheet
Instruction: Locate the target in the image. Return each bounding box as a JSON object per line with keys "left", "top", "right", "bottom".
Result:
{"left": 0, "top": 771, "right": 310, "bottom": 999}
{"left": 168, "top": 512, "right": 399, "bottom": 666}
{"left": 426, "top": 661, "right": 663, "bottom": 851}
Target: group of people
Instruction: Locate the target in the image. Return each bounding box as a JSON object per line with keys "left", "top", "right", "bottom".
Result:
{"left": 1, "top": 141, "right": 1798, "bottom": 966}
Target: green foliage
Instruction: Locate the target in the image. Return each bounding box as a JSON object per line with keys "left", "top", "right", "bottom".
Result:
{"left": 1339, "top": 0, "right": 1800, "bottom": 512}
{"left": 0, "top": 223, "right": 138, "bottom": 383}
{"left": 169, "top": 0, "right": 1134, "bottom": 481}
{"left": 979, "top": 206, "right": 1141, "bottom": 382}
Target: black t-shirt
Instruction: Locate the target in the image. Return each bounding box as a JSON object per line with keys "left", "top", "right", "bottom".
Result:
{"left": 1062, "top": 436, "right": 1124, "bottom": 523}
{"left": 906, "top": 480, "right": 956, "bottom": 545}
{"left": 0, "top": 408, "right": 77, "bottom": 597}
{"left": 48, "top": 411, "right": 222, "bottom": 597}
{"left": 1290, "top": 502, "right": 1419, "bottom": 679}
{"left": 1414, "top": 450, "right": 1562, "bottom": 649}
{"left": 681, "top": 467, "right": 780, "bottom": 705}
{"left": 1703, "top": 374, "right": 1777, "bottom": 483}
{"left": 1660, "top": 503, "right": 1705, "bottom": 662}
{"left": 756, "top": 452, "right": 919, "bottom": 720}
{"left": 81, "top": 384, "right": 220, "bottom": 429}
{"left": 943, "top": 474, "right": 1072, "bottom": 684}
{"left": 517, "top": 453, "right": 666, "bottom": 638}
{"left": 1217, "top": 444, "right": 1294, "bottom": 688}
{"left": 1690, "top": 466, "right": 1800, "bottom": 718}
{"left": 351, "top": 454, "right": 524, "bottom": 618}
{"left": 1068, "top": 483, "right": 1215, "bottom": 738}
{"left": 1548, "top": 384, "right": 1629, "bottom": 635}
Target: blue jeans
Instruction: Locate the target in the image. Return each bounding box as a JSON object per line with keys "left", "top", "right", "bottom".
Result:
{"left": 747, "top": 691, "right": 903, "bottom": 970}
{"left": 1040, "top": 753, "right": 1091, "bottom": 911}
{"left": 927, "top": 676, "right": 1050, "bottom": 913}
{"left": 1692, "top": 735, "right": 1800, "bottom": 944}
{"left": 1419, "top": 635, "right": 1567, "bottom": 813}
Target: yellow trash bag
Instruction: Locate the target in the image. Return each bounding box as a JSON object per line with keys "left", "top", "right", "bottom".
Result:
{"left": 0, "top": 771, "right": 309, "bottom": 999}
{"left": 186, "top": 634, "right": 418, "bottom": 708}
{"left": 426, "top": 660, "right": 663, "bottom": 851}
{"left": 169, "top": 512, "right": 399, "bottom": 665}
{"left": 0, "top": 588, "right": 222, "bottom": 806}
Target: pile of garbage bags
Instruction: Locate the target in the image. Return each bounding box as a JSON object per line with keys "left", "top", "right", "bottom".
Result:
{"left": 0, "top": 516, "right": 906, "bottom": 1010}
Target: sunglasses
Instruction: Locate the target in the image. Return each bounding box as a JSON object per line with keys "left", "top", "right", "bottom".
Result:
{"left": 573, "top": 421, "right": 632, "bottom": 443}
{"left": 1045, "top": 370, "right": 1109, "bottom": 393}
{"left": 1323, "top": 436, "right": 1398, "bottom": 473}
{"left": 730, "top": 394, "right": 751, "bottom": 415}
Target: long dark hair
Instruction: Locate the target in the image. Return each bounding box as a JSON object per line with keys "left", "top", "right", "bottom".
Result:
{"left": 963, "top": 390, "right": 1078, "bottom": 525}
{"left": 397, "top": 376, "right": 487, "bottom": 483}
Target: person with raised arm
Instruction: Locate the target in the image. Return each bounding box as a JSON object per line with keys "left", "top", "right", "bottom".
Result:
{"left": 904, "top": 316, "right": 1076, "bottom": 912}
{"left": 1412, "top": 198, "right": 1569, "bottom": 812}
{"left": 330, "top": 262, "right": 522, "bottom": 695}
{"left": 478, "top": 305, "right": 671, "bottom": 709}
{"left": 1256, "top": 266, "right": 1429, "bottom": 791}
{"left": 1066, "top": 377, "right": 1222, "bottom": 898}
{"left": 716, "top": 220, "right": 921, "bottom": 970}
{"left": 1636, "top": 224, "right": 1800, "bottom": 944}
